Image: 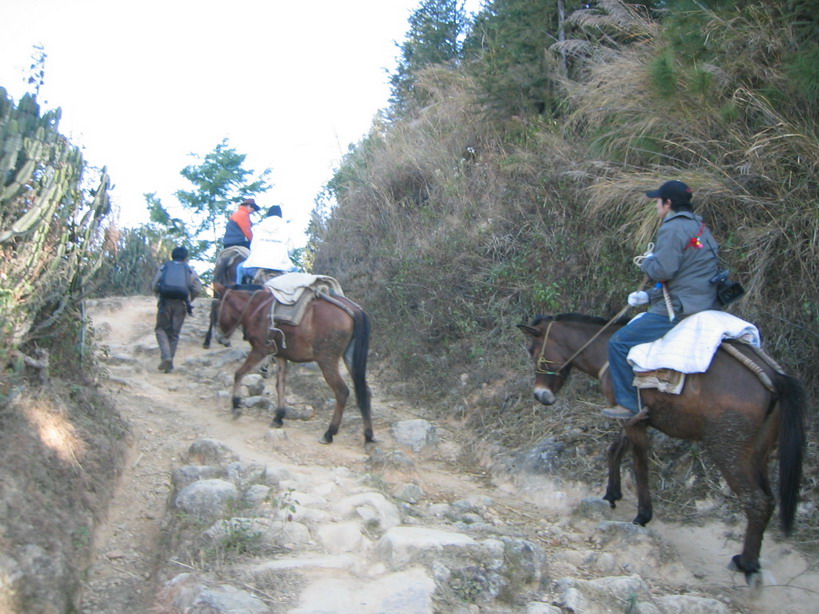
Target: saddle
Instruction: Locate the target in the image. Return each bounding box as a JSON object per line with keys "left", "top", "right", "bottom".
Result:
{"left": 263, "top": 273, "right": 345, "bottom": 327}
{"left": 217, "top": 246, "right": 250, "bottom": 282}
{"left": 628, "top": 311, "right": 780, "bottom": 394}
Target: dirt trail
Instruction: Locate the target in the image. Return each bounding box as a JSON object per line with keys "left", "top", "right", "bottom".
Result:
{"left": 78, "top": 295, "right": 817, "bottom": 613}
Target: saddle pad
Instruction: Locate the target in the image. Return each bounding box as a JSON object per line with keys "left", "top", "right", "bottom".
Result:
{"left": 633, "top": 369, "right": 686, "bottom": 395}
{"left": 628, "top": 310, "right": 761, "bottom": 374}
{"left": 264, "top": 272, "right": 344, "bottom": 304}
{"left": 270, "top": 290, "right": 314, "bottom": 326}
{"left": 220, "top": 245, "right": 250, "bottom": 261}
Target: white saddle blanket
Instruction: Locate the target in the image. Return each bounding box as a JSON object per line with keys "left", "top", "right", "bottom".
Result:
{"left": 264, "top": 272, "right": 344, "bottom": 305}
{"left": 627, "top": 310, "right": 761, "bottom": 374}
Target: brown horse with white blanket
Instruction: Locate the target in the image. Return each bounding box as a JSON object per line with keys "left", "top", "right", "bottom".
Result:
{"left": 518, "top": 313, "right": 805, "bottom": 586}
{"left": 213, "top": 280, "right": 373, "bottom": 445}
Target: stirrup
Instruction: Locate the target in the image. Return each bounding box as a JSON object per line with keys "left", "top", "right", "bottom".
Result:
{"left": 601, "top": 405, "right": 634, "bottom": 420}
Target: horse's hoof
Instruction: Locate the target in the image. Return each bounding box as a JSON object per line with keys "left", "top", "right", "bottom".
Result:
{"left": 632, "top": 514, "right": 650, "bottom": 526}
{"left": 728, "top": 554, "right": 761, "bottom": 586}
{"left": 746, "top": 571, "right": 764, "bottom": 592}
{"left": 319, "top": 434, "right": 333, "bottom": 445}
{"left": 270, "top": 420, "right": 283, "bottom": 429}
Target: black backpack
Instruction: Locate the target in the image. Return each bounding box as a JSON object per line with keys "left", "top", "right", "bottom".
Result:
{"left": 158, "top": 261, "right": 190, "bottom": 300}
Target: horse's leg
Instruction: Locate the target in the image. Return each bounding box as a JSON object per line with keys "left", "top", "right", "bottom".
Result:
{"left": 203, "top": 298, "right": 216, "bottom": 349}
{"left": 707, "top": 435, "right": 774, "bottom": 585}
{"left": 231, "top": 345, "right": 269, "bottom": 418}
{"left": 259, "top": 355, "right": 272, "bottom": 378}
{"left": 624, "top": 421, "right": 653, "bottom": 526}
{"left": 270, "top": 357, "right": 287, "bottom": 428}
{"left": 603, "top": 431, "right": 630, "bottom": 507}
{"left": 316, "top": 358, "right": 350, "bottom": 445}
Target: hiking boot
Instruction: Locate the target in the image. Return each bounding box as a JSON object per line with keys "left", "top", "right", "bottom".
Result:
{"left": 601, "top": 405, "right": 635, "bottom": 420}
{"left": 158, "top": 359, "right": 173, "bottom": 373}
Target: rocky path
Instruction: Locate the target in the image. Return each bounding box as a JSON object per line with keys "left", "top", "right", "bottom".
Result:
{"left": 77, "top": 295, "right": 816, "bottom": 613}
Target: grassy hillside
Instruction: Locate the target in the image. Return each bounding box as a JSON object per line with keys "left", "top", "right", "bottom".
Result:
{"left": 310, "top": 1, "right": 817, "bottom": 538}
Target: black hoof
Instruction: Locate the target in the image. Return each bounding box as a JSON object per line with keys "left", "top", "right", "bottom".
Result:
{"left": 319, "top": 432, "right": 333, "bottom": 444}
{"left": 729, "top": 555, "right": 761, "bottom": 586}
{"left": 270, "top": 418, "right": 284, "bottom": 428}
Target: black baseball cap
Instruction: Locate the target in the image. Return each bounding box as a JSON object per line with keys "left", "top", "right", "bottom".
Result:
{"left": 645, "top": 180, "right": 692, "bottom": 203}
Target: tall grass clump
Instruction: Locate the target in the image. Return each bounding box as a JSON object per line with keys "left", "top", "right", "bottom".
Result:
{"left": 564, "top": 2, "right": 818, "bottom": 391}
{"left": 312, "top": 0, "right": 816, "bottom": 420}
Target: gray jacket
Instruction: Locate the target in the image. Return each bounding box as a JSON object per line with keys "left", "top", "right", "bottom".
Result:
{"left": 641, "top": 210, "right": 720, "bottom": 317}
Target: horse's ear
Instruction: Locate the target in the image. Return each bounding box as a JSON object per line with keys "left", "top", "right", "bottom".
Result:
{"left": 517, "top": 324, "right": 538, "bottom": 337}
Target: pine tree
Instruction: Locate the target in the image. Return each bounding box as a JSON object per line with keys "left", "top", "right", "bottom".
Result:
{"left": 389, "top": 0, "right": 469, "bottom": 116}
{"left": 464, "top": 0, "right": 584, "bottom": 116}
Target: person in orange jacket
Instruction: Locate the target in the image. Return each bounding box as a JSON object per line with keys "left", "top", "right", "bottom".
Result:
{"left": 222, "top": 198, "right": 260, "bottom": 249}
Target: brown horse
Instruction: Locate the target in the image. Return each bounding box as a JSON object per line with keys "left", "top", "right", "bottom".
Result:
{"left": 203, "top": 248, "right": 248, "bottom": 349}
{"left": 213, "top": 280, "right": 374, "bottom": 445}
{"left": 518, "top": 313, "right": 805, "bottom": 586}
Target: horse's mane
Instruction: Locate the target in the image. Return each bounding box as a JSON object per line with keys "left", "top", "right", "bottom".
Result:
{"left": 531, "top": 313, "right": 625, "bottom": 327}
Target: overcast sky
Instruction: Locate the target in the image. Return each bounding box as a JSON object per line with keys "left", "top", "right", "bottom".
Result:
{"left": 0, "top": 0, "right": 481, "bottom": 244}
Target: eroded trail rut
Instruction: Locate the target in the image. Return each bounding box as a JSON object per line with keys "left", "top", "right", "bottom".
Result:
{"left": 78, "top": 296, "right": 816, "bottom": 614}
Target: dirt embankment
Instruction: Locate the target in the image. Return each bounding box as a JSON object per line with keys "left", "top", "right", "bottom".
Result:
{"left": 62, "top": 295, "right": 818, "bottom": 613}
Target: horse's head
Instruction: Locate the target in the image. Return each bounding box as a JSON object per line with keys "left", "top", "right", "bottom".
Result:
{"left": 517, "top": 315, "right": 572, "bottom": 406}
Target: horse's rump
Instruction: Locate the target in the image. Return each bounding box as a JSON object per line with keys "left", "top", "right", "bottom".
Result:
{"left": 214, "top": 246, "right": 250, "bottom": 286}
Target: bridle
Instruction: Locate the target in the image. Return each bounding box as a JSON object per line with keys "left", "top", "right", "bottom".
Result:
{"left": 534, "top": 307, "right": 630, "bottom": 376}
{"left": 534, "top": 320, "right": 560, "bottom": 375}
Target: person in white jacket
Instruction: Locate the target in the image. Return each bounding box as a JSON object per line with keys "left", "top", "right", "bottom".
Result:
{"left": 237, "top": 205, "right": 296, "bottom": 284}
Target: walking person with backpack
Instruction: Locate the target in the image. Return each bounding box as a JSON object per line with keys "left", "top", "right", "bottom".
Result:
{"left": 151, "top": 246, "right": 203, "bottom": 373}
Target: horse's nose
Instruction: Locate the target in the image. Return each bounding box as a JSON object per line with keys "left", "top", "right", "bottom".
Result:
{"left": 533, "top": 386, "right": 555, "bottom": 405}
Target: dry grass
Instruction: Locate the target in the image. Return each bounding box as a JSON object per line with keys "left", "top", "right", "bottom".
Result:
{"left": 312, "top": 0, "right": 818, "bottom": 558}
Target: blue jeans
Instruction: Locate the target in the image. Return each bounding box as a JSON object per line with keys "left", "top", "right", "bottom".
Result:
{"left": 235, "top": 262, "right": 258, "bottom": 284}
{"left": 608, "top": 312, "right": 679, "bottom": 413}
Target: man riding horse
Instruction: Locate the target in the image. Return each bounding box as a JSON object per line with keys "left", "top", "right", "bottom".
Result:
{"left": 605, "top": 180, "right": 721, "bottom": 420}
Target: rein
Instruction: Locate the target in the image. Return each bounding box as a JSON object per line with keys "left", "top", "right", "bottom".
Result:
{"left": 218, "top": 287, "right": 271, "bottom": 337}
{"left": 536, "top": 284, "right": 645, "bottom": 376}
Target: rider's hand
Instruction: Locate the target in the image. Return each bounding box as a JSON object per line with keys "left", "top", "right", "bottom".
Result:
{"left": 627, "top": 291, "right": 649, "bottom": 307}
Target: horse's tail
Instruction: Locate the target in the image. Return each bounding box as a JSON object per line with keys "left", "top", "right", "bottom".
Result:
{"left": 351, "top": 308, "right": 371, "bottom": 417}
{"left": 775, "top": 373, "right": 805, "bottom": 534}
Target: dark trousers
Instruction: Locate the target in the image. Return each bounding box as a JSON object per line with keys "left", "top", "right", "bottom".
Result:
{"left": 155, "top": 299, "right": 188, "bottom": 363}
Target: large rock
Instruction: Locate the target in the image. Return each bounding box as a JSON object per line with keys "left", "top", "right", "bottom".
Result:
{"left": 186, "top": 438, "right": 237, "bottom": 465}
{"left": 376, "top": 526, "right": 478, "bottom": 569}
{"left": 334, "top": 492, "right": 401, "bottom": 531}
{"left": 174, "top": 479, "right": 239, "bottom": 520}
{"left": 290, "top": 567, "right": 435, "bottom": 614}
{"left": 162, "top": 573, "right": 270, "bottom": 613}
{"left": 391, "top": 419, "right": 438, "bottom": 452}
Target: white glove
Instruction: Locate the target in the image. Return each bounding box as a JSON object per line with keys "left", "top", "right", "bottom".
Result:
{"left": 628, "top": 291, "right": 649, "bottom": 307}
